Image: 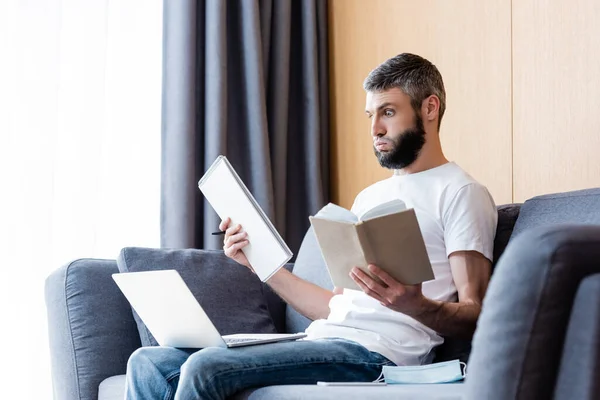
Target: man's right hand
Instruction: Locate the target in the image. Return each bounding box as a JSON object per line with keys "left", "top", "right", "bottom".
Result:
{"left": 220, "top": 217, "right": 253, "bottom": 272}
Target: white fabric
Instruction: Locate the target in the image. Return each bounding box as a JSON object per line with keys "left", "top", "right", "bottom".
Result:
{"left": 305, "top": 162, "right": 498, "bottom": 366}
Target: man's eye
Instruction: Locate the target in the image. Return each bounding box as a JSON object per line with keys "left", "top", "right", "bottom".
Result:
{"left": 366, "top": 114, "right": 373, "bottom": 119}
{"left": 384, "top": 109, "right": 394, "bottom": 117}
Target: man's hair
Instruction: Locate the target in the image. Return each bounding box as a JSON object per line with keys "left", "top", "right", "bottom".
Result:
{"left": 363, "top": 53, "right": 446, "bottom": 128}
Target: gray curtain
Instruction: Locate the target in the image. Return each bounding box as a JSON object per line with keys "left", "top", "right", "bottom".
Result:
{"left": 161, "top": 0, "right": 329, "bottom": 256}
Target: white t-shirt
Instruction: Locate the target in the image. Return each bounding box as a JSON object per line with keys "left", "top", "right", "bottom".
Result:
{"left": 304, "top": 162, "right": 498, "bottom": 366}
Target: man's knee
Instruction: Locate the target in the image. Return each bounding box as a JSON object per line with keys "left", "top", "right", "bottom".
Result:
{"left": 127, "top": 347, "right": 153, "bottom": 373}
{"left": 127, "top": 346, "right": 187, "bottom": 377}
{"left": 178, "top": 347, "right": 234, "bottom": 395}
{"left": 181, "top": 347, "right": 229, "bottom": 377}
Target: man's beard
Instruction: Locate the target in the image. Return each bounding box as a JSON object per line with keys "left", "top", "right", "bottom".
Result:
{"left": 374, "top": 115, "right": 426, "bottom": 170}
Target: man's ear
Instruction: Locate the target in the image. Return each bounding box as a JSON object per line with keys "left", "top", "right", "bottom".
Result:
{"left": 422, "top": 95, "right": 440, "bottom": 123}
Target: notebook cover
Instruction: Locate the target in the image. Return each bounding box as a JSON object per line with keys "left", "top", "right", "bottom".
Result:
{"left": 198, "top": 156, "right": 292, "bottom": 281}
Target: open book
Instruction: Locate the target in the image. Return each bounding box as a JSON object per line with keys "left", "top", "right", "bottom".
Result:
{"left": 309, "top": 199, "right": 434, "bottom": 290}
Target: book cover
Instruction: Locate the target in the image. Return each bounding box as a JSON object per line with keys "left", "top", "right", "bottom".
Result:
{"left": 309, "top": 200, "right": 434, "bottom": 290}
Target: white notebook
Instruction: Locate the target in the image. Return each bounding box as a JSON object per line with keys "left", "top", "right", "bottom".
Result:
{"left": 198, "top": 156, "right": 293, "bottom": 281}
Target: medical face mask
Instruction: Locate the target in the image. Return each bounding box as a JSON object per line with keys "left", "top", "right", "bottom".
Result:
{"left": 381, "top": 360, "right": 466, "bottom": 384}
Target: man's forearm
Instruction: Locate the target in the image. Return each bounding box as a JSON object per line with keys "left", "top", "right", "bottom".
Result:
{"left": 266, "top": 268, "right": 333, "bottom": 321}
{"left": 409, "top": 298, "right": 481, "bottom": 339}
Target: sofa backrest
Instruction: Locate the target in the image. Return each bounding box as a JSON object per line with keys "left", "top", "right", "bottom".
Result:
{"left": 492, "top": 204, "right": 522, "bottom": 268}
{"left": 510, "top": 188, "right": 600, "bottom": 240}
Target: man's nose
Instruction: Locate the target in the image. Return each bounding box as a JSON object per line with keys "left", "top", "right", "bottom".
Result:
{"left": 371, "top": 117, "right": 385, "bottom": 138}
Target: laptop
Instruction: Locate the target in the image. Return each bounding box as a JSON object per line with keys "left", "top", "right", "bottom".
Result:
{"left": 112, "top": 269, "right": 306, "bottom": 348}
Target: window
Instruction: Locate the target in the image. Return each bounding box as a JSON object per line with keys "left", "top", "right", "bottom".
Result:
{"left": 0, "top": 1, "right": 162, "bottom": 397}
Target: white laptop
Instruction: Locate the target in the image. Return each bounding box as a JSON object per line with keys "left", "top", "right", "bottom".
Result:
{"left": 112, "top": 269, "right": 306, "bottom": 348}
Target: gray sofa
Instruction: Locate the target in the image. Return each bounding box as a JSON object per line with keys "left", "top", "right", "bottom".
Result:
{"left": 45, "top": 188, "right": 600, "bottom": 400}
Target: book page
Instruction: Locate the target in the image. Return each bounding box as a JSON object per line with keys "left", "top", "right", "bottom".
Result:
{"left": 198, "top": 156, "right": 292, "bottom": 281}
{"left": 360, "top": 199, "right": 407, "bottom": 221}
{"left": 313, "top": 202, "right": 359, "bottom": 223}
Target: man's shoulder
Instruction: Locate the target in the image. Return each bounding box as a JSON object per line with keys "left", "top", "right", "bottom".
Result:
{"left": 441, "top": 162, "right": 478, "bottom": 184}
{"left": 439, "top": 163, "right": 488, "bottom": 197}
{"left": 439, "top": 165, "right": 497, "bottom": 220}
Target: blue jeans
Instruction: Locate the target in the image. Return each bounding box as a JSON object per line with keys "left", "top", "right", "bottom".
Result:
{"left": 125, "top": 338, "right": 394, "bottom": 400}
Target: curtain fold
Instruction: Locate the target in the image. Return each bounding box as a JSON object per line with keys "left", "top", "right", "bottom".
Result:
{"left": 160, "top": 0, "right": 198, "bottom": 248}
{"left": 161, "top": 0, "right": 330, "bottom": 255}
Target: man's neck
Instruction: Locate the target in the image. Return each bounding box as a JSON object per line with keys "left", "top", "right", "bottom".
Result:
{"left": 396, "top": 150, "right": 449, "bottom": 175}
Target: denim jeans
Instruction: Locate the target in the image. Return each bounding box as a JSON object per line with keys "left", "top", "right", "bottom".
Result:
{"left": 125, "top": 338, "right": 394, "bottom": 400}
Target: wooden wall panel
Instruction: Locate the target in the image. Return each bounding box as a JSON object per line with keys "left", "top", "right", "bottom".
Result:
{"left": 512, "top": 0, "right": 600, "bottom": 202}
{"left": 329, "top": 0, "right": 512, "bottom": 209}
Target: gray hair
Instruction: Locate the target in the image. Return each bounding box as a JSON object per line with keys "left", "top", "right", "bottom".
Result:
{"left": 363, "top": 53, "right": 446, "bottom": 128}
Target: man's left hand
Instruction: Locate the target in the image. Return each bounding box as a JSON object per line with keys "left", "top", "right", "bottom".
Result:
{"left": 350, "top": 264, "right": 428, "bottom": 317}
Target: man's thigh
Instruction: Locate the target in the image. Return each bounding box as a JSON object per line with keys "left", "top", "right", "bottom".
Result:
{"left": 181, "top": 338, "right": 393, "bottom": 385}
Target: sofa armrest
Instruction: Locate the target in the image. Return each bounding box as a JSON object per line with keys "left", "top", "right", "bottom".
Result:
{"left": 554, "top": 273, "right": 600, "bottom": 399}
{"left": 465, "top": 225, "right": 600, "bottom": 400}
{"left": 45, "top": 259, "right": 141, "bottom": 400}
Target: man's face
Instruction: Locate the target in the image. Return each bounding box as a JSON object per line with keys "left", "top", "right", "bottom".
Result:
{"left": 365, "top": 88, "right": 426, "bottom": 170}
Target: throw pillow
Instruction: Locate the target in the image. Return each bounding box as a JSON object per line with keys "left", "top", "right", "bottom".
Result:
{"left": 116, "top": 247, "right": 277, "bottom": 347}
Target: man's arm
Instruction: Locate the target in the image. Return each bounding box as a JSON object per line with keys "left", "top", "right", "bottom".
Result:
{"left": 220, "top": 217, "right": 334, "bottom": 321}
{"left": 350, "top": 250, "right": 491, "bottom": 339}
{"left": 266, "top": 268, "right": 334, "bottom": 321}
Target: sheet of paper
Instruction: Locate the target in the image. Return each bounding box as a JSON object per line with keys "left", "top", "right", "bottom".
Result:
{"left": 312, "top": 202, "right": 359, "bottom": 223}
{"left": 360, "top": 199, "right": 406, "bottom": 221}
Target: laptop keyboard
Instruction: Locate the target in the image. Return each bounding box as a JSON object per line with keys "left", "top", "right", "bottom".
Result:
{"left": 224, "top": 337, "right": 258, "bottom": 344}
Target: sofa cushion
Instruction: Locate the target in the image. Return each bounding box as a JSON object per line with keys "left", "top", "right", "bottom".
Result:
{"left": 101, "top": 374, "right": 465, "bottom": 400}
{"left": 285, "top": 226, "right": 333, "bottom": 334}
{"left": 117, "top": 247, "right": 277, "bottom": 347}
{"left": 98, "top": 375, "right": 126, "bottom": 400}
{"left": 233, "top": 383, "right": 465, "bottom": 400}
{"left": 510, "top": 187, "right": 600, "bottom": 240}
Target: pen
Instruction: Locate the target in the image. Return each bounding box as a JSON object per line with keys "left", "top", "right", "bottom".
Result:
{"left": 211, "top": 231, "right": 226, "bottom": 236}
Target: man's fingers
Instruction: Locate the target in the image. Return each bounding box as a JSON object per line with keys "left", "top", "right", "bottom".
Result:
{"left": 230, "top": 240, "right": 249, "bottom": 252}
{"left": 225, "top": 231, "right": 247, "bottom": 247}
{"left": 219, "top": 217, "right": 231, "bottom": 232}
{"left": 223, "top": 239, "right": 249, "bottom": 256}
{"left": 368, "top": 264, "right": 396, "bottom": 287}
{"left": 351, "top": 271, "right": 386, "bottom": 303}
{"left": 225, "top": 223, "right": 242, "bottom": 237}
{"left": 351, "top": 268, "right": 386, "bottom": 297}
{"left": 352, "top": 267, "right": 383, "bottom": 291}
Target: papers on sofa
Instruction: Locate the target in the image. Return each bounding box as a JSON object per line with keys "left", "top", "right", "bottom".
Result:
{"left": 198, "top": 156, "right": 292, "bottom": 281}
{"left": 309, "top": 199, "right": 434, "bottom": 290}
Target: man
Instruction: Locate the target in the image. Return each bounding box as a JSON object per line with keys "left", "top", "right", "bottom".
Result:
{"left": 125, "top": 53, "right": 497, "bottom": 399}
